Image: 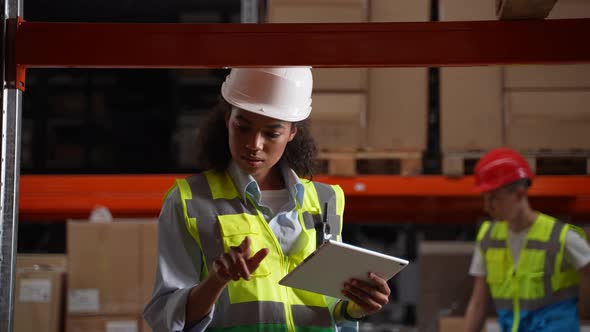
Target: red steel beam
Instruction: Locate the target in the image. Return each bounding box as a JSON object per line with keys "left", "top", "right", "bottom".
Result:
{"left": 16, "top": 18, "right": 590, "bottom": 69}
{"left": 19, "top": 175, "right": 590, "bottom": 223}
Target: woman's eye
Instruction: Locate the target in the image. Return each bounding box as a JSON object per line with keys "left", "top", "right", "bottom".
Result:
{"left": 266, "top": 132, "right": 280, "bottom": 139}
{"left": 235, "top": 122, "right": 250, "bottom": 132}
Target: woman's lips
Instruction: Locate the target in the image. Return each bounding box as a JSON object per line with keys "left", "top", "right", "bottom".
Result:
{"left": 243, "top": 156, "right": 263, "bottom": 166}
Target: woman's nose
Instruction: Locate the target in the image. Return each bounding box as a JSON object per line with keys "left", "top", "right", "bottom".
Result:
{"left": 245, "top": 133, "right": 263, "bottom": 152}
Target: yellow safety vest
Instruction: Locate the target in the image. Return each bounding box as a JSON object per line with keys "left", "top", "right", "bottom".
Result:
{"left": 171, "top": 170, "right": 345, "bottom": 332}
{"left": 476, "top": 213, "right": 584, "bottom": 332}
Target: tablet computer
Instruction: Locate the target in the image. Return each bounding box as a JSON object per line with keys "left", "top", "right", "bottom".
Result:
{"left": 278, "top": 240, "right": 409, "bottom": 299}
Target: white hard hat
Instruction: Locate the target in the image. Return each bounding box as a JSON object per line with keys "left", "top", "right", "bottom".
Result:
{"left": 221, "top": 67, "right": 313, "bottom": 122}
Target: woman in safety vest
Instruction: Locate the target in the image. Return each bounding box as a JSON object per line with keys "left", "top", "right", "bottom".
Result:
{"left": 464, "top": 148, "right": 590, "bottom": 332}
{"left": 143, "top": 67, "right": 391, "bottom": 332}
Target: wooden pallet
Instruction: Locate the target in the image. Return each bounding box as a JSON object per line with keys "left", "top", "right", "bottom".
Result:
{"left": 317, "top": 151, "right": 423, "bottom": 176}
{"left": 443, "top": 150, "right": 590, "bottom": 176}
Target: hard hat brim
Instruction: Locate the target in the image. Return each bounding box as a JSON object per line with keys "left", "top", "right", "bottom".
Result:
{"left": 222, "top": 83, "right": 311, "bottom": 122}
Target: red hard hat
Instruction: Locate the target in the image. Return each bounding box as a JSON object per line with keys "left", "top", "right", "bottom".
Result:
{"left": 474, "top": 148, "right": 533, "bottom": 193}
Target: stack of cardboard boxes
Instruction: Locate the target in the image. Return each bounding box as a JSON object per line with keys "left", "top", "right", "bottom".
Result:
{"left": 267, "top": 0, "right": 428, "bottom": 155}
{"left": 267, "top": 0, "right": 369, "bottom": 151}
{"left": 14, "top": 254, "right": 67, "bottom": 332}
{"left": 66, "top": 220, "right": 157, "bottom": 332}
{"left": 440, "top": 0, "right": 590, "bottom": 162}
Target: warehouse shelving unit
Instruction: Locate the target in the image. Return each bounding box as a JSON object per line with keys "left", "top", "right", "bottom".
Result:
{"left": 13, "top": 17, "right": 590, "bottom": 223}
{"left": 18, "top": 174, "right": 590, "bottom": 224}
{"left": 2, "top": 1, "right": 590, "bottom": 329}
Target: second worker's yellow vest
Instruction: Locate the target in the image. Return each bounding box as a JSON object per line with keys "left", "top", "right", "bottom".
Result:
{"left": 477, "top": 213, "right": 584, "bottom": 332}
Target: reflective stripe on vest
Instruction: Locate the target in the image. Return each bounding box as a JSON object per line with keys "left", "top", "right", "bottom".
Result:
{"left": 173, "top": 170, "right": 344, "bottom": 332}
{"left": 477, "top": 214, "right": 582, "bottom": 332}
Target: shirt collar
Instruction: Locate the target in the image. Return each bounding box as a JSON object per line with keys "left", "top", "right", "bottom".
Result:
{"left": 227, "top": 160, "right": 304, "bottom": 206}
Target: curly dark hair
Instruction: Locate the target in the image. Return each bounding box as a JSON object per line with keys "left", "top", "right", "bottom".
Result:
{"left": 196, "top": 98, "right": 318, "bottom": 177}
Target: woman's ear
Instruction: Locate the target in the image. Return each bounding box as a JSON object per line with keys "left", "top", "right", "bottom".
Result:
{"left": 224, "top": 109, "right": 231, "bottom": 128}
{"left": 288, "top": 123, "right": 298, "bottom": 142}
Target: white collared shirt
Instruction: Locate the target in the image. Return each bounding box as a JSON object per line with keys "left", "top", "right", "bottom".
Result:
{"left": 227, "top": 161, "right": 305, "bottom": 255}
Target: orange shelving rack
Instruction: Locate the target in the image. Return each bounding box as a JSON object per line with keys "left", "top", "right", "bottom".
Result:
{"left": 19, "top": 174, "right": 590, "bottom": 223}
{"left": 13, "top": 18, "right": 590, "bottom": 224}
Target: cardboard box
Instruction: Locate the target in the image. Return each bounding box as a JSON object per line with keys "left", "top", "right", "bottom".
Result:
{"left": 439, "top": 0, "right": 497, "bottom": 21}
{"left": 417, "top": 242, "right": 494, "bottom": 331}
{"left": 17, "top": 254, "right": 67, "bottom": 271}
{"left": 439, "top": 317, "right": 499, "bottom": 332}
{"left": 439, "top": 316, "right": 467, "bottom": 332}
{"left": 311, "top": 121, "right": 363, "bottom": 152}
{"left": 440, "top": 66, "right": 503, "bottom": 152}
{"left": 267, "top": 0, "right": 367, "bottom": 23}
{"left": 439, "top": 317, "right": 465, "bottom": 332}
{"left": 267, "top": 0, "right": 368, "bottom": 91}
{"left": 66, "top": 316, "right": 139, "bottom": 332}
{"left": 142, "top": 319, "right": 152, "bottom": 332}
{"left": 312, "top": 93, "right": 366, "bottom": 122}
{"left": 370, "top": 0, "right": 429, "bottom": 22}
{"left": 440, "top": 0, "right": 590, "bottom": 153}
{"left": 418, "top": 242, "right": 478, "bottom": 290}
{"left": 310, "top": 93, "right": 366, "bottom": 150}
{"left": 439, "top": 0, "right": 503, "bottom": 152}
{"left": 366, "top": 1, "right": 429, "bottom": 151}
{"left": 15, "top": 268, "right": 65, "bottom": 332}
{"left": 504, "top": 0, "right": 590, "bottom": 90}
{"left": 67, "top": 222, "right": 142, "bottom": 315}
{"left": 310, "top": 68, "right": 367, "bottom": 92}
{"left": 504, "top": 65, "right": 590, "bottom": 89}
{"left": 368, "top": 68, "right": 428, "bottom": 151}
{"left": 502, "top": 0, "right": 590, "bottom": 151}
{"left": 141, "top": 222, "right": 158, "bottom": 308}
{"left": 549, "top": 0, "right": 590, "bottom": 19}
{"left": 504, "top": 91, "right": 590, "bottom": 150}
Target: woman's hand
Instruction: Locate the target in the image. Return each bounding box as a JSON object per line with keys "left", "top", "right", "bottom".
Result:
{"left": 341, "top": 272, "right": 391, "bottom": 318}
{"left": 211, "top": 236, "right": 269, "bottom": 284}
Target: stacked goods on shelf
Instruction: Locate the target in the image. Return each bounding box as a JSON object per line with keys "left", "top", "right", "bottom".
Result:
{"left": 14, "top": 254, "right": 67, "bottom": 332}
{"left": 267, "top": 0, "right": 429, "bottom": 175}
{"left": 267, "top": 0, "right": 369, "bottom": 158}
{"left": 439, "top": 0, "right": 504, "bottom": 176}
{"left": 504, "top": 0, "right": 590, "bottom": 152}
{"left": 367, "top": 0, "right": 429, "bottom": 163}
{"left": 66, "top": 220, "right": 157, "bottom": 332}
{"left": 267, "top": 0, "right": 369, "bottom": 93}
{"left": 440, "top": 0, "right": 590, "bottom": 176}
{"left": 362, "top": 0, "right": 429, "bottom": 176}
